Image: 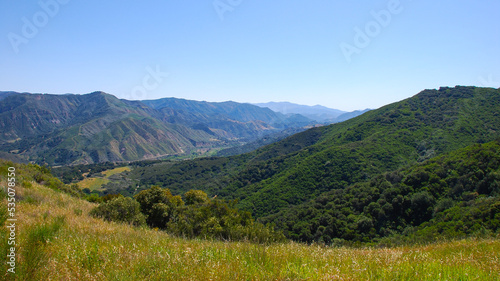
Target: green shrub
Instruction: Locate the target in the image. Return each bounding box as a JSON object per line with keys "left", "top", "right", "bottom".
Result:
{"left": 184, "top": 190, "right": 208, "bottom": 205}
{"left": 87, "top": 193, "right": 102, "bottom": 203}
{"left": 90, "top": 196, "right": 146, "bottom": 227}
{"left": 101, "top": 193, "right": 122, "bottom": 202}
{"left": 134, "top": 186, "right": 183, "bottom": 228}
{"left": 22, "top": 180, "right": 33, "bottom": 189}
{"left": 133, "top": 186, "right": 285, "bottom": 243}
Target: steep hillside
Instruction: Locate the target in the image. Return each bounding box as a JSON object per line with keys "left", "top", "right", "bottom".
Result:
{"left": 261, "top": 139, "right": 500, "bottom": 244}
{"left": 228, "top": 86, "right": 500, "bottom": 217}
{"left": 0, "top": 92, "right": 312, "bottom": 165}
{"left": 123, "top": 86, "right": 500, "bottom": 218}
{"left": 143, "top": 98, "right": 313, "bottom": 137}
{"left": 145, "top": 98, "right": 284, "bottom": 124}
{"left": 215, "top": 127, "right": 311, "bottom": 157}
{"left": 0, "top": 91, "right": 20, "bottom": 101}
{"left": 0, "top": 92, "right": 203, "bottom": 164}
{"left": 334, "top": 108, "right": 371, "bottom": 122}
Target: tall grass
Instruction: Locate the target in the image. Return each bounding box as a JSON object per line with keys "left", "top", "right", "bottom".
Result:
{"left": 18, "top": 216, "right": 65, "bottom": 281}
{"left": 1, "top": 177, "right": 499, "bottom": 280}
{"left": 0, "top": 189, "right": 10, "bottom": 281}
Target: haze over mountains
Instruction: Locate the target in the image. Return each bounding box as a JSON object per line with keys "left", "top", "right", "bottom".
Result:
{"left": 254, "top": 102, "right": 370, "bottom": 123}
{"left": 0, "top": 91, "right": 366, "bottom": 165}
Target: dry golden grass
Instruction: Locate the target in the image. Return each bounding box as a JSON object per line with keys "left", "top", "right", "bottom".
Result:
{"left": 76, "top": 177, "right": 109, "bottom": 191}
{"left": 2, "top": 180, "right": 499, "bottom": 280}
{"left": 76, "top": 166, "right": 131, "bottom": 191}
{"left": 102, "top": 166, "right": 131, "bottom": 177}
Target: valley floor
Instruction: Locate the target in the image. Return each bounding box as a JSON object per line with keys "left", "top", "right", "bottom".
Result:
{"left": 1, "top": 179, "right": 499, "bottom": 280}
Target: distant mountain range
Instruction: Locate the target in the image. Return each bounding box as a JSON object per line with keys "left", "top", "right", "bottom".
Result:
{"left": 1, "top": 91, "right": 369, "bottom": 165}
{"left": 254, "top": 102, "right": 370, "bottom": 123}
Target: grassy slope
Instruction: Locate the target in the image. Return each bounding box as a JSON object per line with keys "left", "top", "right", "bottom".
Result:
{"left": 1, "top": 161, "right": 499, "bottom": 280}
{"left": 77, "top": 166, "right": 131, "bottom": 191}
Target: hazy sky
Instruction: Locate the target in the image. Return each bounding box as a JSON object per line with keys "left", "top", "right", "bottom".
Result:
{"left": 1, "top": 1, "right": 499, "bottom": 111}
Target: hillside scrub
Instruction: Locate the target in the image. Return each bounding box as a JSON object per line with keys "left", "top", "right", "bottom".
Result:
{"left": 262, "top": 139, "right": 500, "bottom": 245}
{"left": 104, "top": 185, "right": 286, "bottom": 243}
{"left": 89, "top": 196, "right": 146, "bottom": 227}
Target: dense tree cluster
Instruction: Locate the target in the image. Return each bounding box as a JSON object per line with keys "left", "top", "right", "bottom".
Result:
{"left": 261, "top": 139, "right": 500, "bottom": 245}
{"left": 91, "top": 186, "right": 285, "bottom": 243}
{"left": 90, "top": 196, "right": 146, "bottom": 227}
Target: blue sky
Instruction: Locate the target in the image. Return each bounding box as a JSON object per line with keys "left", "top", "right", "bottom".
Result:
{"left": 1, "top": 0, "right": 499, "bottom": 111}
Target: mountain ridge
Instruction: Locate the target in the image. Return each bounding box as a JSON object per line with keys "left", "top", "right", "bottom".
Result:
{"left": 254, "top": 101, "right": 368, "bottom": 123}
{"left": 120, "top": 86, "right": 500, "bottom": 219}
{"left": 0, "top": 91, "right": 316, "bottom": 165}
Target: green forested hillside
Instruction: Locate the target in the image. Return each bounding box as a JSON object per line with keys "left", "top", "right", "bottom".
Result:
{"left": 122, "top": 86, "right": 500, "bottom": 219}
{"left": 261, "top": 139, "right": 500, "bottom": 244}
{"left": 232, "top": 86, "right": 500, "bottom": 217}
